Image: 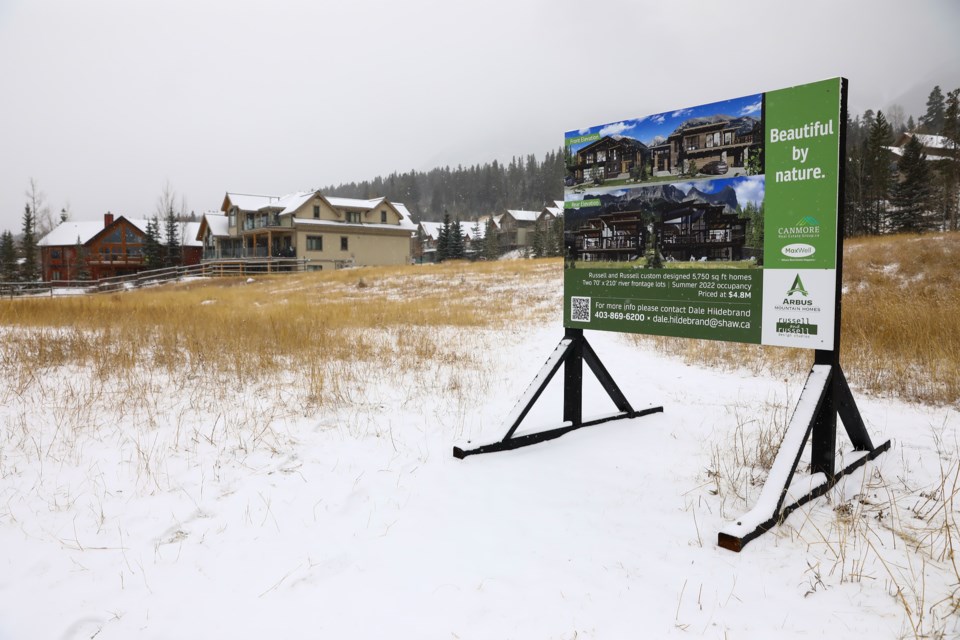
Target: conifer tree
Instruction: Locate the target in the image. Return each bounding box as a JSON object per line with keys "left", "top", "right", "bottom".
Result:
{"left": 549, "top": 216, "right": 565, "bottom": 257}
{"left": 919, "top": 86, "right": 946, "bottom": 134}
{"left": 890, "top": 136, "right": 936, "bottom": 233}
{"left": 163, "top": 206, "right": 180, "bottom": 267}
{"left": 449, "top": 217, "right": 465, "bottom": 259}
{"left": 19, "top": 204, "right": 38, "bottom": 281}
{"left": 73, "top": 236, "right": 91, "bottom": 281}
{"left": 0, "top": 231, "right": 17, "bottom": 281}
{"left": 144, "top": 217, "right": 163, "bottom": 267}
{"left": 483, "top": 219, "right": 500, "bottom": 260}
{"left": 531, "top": 220, "right": 545, "bottom": 257}
{"left": 436, "top": 212, "right": 451, "bottom": 262}
{"left": 942, "top": 89, "right": 960, "bottom": 230}
{"left": 864, "top": 111, "right": 894, "bottom": 233}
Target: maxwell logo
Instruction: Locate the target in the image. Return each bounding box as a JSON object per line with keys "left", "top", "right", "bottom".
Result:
{"left": 777, "top": 215, "right": 821, "bottom": 240}
{"left": 781, "top": 243, "right": 816, "bottom": 258}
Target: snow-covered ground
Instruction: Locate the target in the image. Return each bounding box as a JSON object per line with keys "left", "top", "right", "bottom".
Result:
{"left": 0, "top": 275, "right": 957, "bottom": 639}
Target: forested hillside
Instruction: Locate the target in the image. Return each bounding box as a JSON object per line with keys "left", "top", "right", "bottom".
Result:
{"left": 323, "top": 149, "right": 566, "bottom": 222}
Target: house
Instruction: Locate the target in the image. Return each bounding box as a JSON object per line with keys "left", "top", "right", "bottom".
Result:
{"left": 571, "top": 202, "right": 746, "bottom": 263}
{"left": 568, "top": 115, "right": 762, "bottom": 184}
{"left": 38, "top": 213, "right": 202, "bottom": 282}
{"left": 570, "top": 136, "right": 649, "bottom": 183}
{"left": 573, "top": 211, "right": 647, "bottom": 262}
{"left": 497, "top": 209, "right": 541, "bottom": 252}
{"left": 658, "top": 202, "right": 746, "bottom": 262}
{"left": 206, "top": 191, "right": 416, "bottom": 269}
{"left": 887, "top": 132, "right": 959, "bottom": 163}
{"left": 539, "top": 200, "right": 564, "bottom": 225}
{"left": 662, "top": 115, "right": 762, "bottom": 177}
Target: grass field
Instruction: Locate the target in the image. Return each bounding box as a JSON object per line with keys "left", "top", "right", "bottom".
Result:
{"left": 0, "top": 233, "right": 957, "bottom": 638}
{"left": 2, "top": 232, "right": 956, "bottom": 405}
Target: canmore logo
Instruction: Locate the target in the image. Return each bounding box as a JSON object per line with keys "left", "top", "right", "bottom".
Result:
{"left": 781, "top": 243, "right": 816, "bottom": 258}
{"left": 786, "top": 274, "right": 808, "bottom": 297}
{"left": 777, "top": 215, "right": 821, "bottom": 240}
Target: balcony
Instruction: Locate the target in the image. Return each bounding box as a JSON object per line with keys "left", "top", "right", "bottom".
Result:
{"left": 242, "top": 214, "right": 283, "bottom": 231}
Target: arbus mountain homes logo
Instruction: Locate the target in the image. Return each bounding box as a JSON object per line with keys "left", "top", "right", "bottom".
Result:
{"left": 777, "top": 215, "right": 821, "bottom": 240}
{"left": 786, "top": 274, "right": 808, "bottom": 297}
{"left": 781, "top": 274, "right": 814, "bottom": 306}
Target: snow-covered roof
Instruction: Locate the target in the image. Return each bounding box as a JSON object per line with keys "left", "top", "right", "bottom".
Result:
{"left": 224, "top": 193, "right": 279, "bottom": 211}
{"left": 419, "top": 220, "right": 484, "bottom": 240}
{"left": 885, "top": 146, "right": 953, "bottom": 162}
{"left": 392, "top": 202, "right": 414, "bottom": 221}
{"left": 181, "top": 222, "right": 202, "bottom": 247}
{"left": 200, "top": 213, "right": 230, "bottom": 239}
{"left": 39, "top": 217, "right": 150, "bottom": 247}
{"left": 39, "top": 221, "right": 110, "bottom": 247}
{"left": 324, "top": 196, "right": 386, "bottom": 210}
{"left": 896, "top": 133, "right": 954, "bottom": 150}
{"left": 39, "top": 217, "right": 201, "bottom": 248}
{"left": 505, "top": 209, "right": 541, "bottom": 222}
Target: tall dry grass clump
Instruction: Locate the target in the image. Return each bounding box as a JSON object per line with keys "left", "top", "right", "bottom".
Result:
{"left": 632, "top": 232, "right": 960, "bottom": 405}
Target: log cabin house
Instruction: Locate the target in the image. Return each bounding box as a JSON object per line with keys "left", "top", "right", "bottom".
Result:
{"left": 38, "top": 213, "right": 202, "bottom": 282}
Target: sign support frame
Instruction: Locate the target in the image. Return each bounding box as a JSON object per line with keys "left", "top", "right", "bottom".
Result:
{"left": 452, "top": 327, "right": 663, "bottom": 459}
{"left": 718, "top": 79, "right": 890, "bottom": 551}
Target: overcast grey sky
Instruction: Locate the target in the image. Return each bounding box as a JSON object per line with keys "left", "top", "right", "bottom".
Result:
{"left": 1, "top": 0, "right": 958, "bottom": 232}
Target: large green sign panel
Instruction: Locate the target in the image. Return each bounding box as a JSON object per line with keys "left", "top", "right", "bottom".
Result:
{"left": 563, "top": 78, "right": 844, "bottom": 350}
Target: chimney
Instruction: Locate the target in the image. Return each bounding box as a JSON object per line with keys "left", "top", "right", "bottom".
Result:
{"left": 104, "top": 212, "right": 114, "bottom": 227}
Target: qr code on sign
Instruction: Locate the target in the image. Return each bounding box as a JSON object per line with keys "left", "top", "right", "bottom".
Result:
{"left": 570, "top": 296, "right": 591, "bottom": 322}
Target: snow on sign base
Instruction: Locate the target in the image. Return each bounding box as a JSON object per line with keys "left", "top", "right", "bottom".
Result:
{"left": 718, "top": 364, "right": 891, "bottom": 552}
{"left": 563, "top": 78, "right": 844, "bottom": 351}
{"left": 719, "top": 365, "right": 832, "bottom": 541}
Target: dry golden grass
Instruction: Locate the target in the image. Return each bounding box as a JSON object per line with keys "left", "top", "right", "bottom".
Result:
{"left": 1, "top": 233, "right": 957, "bottom": 405}
{"left": 631, "top": 232, "right": 960, "bottom": 405}
{"left": 0, "top": 259, "right": 560, "bottom": 395}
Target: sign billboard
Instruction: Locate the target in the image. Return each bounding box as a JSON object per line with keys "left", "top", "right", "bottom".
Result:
{"left": 563, "top": 78, "right": 844, "bottom": 350}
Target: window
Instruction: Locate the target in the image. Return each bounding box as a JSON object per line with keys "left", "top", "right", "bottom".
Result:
{"left": 346, "top": 211, "right": 361, "bottom": 223}
{"left": 313, "top": 204, "right": 320, "bottom": 218}
{"left": 380, "top": 210, "right": 387, "bottom": 223}
{"left": 51, "top": 250, "right": 61, "bottom": 259}
{"left": 52, "top": 271, "right": 61, "bottom": 280}
{"left": 229, "top": 210, "right": 236, "bottom": 227}
{"left": 307, "top": 235, "right": 323, "bottom": 251}
{"left": 340, "top": 236, "right": 348, "bottom": 251}
{"left": 723, "top": 132, "right": 732, "bottom": 145}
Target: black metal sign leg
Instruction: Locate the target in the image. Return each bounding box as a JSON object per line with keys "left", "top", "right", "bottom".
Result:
{"left": 453, "top": 331, "right": 662, "bottom": 459}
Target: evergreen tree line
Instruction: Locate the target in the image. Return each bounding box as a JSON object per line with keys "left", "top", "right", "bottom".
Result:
{"left": 323, "top": 149, "right": 566, "bottom": 222}
{"left": 845, "top": 85, "right": 960, "bottom": 235}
